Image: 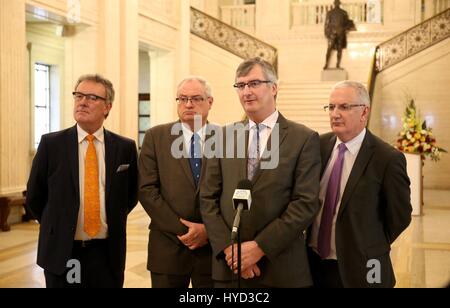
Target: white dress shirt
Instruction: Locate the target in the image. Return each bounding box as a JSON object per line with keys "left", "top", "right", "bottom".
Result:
{"left": 75, "top": 124, "right": 108, "bottom": 240}
{"left": 181, "top": 122, "right": 207, "bottom": 157}
{"left": 248, "top": 110, "right": 279, "bottom": 158}
{"left": 309, "top": 128, "right": 366, "bottom": 259}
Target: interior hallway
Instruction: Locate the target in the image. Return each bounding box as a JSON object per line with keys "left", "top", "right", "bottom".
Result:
{"left": 0, "top": 190, "right": 449, "bottom": 288}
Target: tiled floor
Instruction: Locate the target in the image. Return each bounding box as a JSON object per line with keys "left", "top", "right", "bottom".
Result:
{"left": 0, "top": 190, "right": 449, "bottom": 288}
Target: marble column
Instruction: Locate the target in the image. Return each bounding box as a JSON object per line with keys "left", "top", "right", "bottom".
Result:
{"left": 119, "top": 0, "right": 139, "bottom": 140}
{"left": 0, "top": 0, "right": 29, "bottom": 194}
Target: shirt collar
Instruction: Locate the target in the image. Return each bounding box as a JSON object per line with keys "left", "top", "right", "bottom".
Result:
{"left": 335, "top": 128, "right": 366, "bottom": 155}
{"left": 77, "top": 124, "right": 105, "bottom": 144}
{"left": 181, "top": 122, "right": 206, "bottom": 141}
{"left": 249, "top": 110, "right": 279, "bottom": 130}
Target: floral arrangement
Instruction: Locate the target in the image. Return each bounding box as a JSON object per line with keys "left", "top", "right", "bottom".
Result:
{"left": 395, "top": 99, "right": 447, "bottom": 162}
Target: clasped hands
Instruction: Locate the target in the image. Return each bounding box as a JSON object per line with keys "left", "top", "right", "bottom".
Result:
{"left": 224, "top": 241, "right": 265, "bottom": 280}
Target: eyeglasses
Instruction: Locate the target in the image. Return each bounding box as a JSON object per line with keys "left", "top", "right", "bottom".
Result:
{"left": 324, "top": 104, "right": 367, "bottom": 112}
{"left": 73, "top": 92, "right": 107, "bottom": 103}
{"left": 176, "top": 96, "right": 206, "bottom": 105}
{"left": 233, "top": 80, "right": 272, "bottom": 91}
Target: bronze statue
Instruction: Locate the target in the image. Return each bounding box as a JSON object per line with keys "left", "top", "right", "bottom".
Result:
{"left": 323, "top": 0, "right": 356, "bottom": 70}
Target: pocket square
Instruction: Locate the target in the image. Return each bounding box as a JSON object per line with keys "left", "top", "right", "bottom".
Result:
{"left": 116, "top": 164, "right": 130, "bottom": 172}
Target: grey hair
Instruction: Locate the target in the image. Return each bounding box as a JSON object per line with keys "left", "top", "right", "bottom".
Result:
{"left": 74, "top": 74, "right": 115, "bottom": 104}
{"left": 235, "top": 57, "right": 278, "bottom": 85}
{"left": 333, "top": 80, "right": 371, "bottom": 106}
{"left": 177, "top": 76, "right": 212, "bottom": 97}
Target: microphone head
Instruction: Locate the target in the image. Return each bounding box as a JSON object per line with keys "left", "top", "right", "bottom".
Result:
{"left": 237, "top": 179, "right": 252, "bottom": 190}
{"left": 233, "top": 179, "right": 252, "bottom": 211}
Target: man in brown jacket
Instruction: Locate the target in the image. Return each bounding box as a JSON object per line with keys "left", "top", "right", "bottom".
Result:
{"left": 139, "top": 76, "right": 217, "bottom": 288}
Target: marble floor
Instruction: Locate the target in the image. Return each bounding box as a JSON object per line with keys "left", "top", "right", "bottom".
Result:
{"left": 0, "top": 190, "right": 449, "bottom": 288}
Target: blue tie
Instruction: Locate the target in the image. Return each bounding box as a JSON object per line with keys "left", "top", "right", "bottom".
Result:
{"left": 189, "top": 133, "right": 202, "bottom": 187}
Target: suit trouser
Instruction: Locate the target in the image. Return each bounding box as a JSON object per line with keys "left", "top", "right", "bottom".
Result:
{"left": 214, "top": 278, "right": 272, "bottom": 288}
{"left": 307, "top": 247, "right": 344, "bottom": 288}
{"left": 151, "top": 271, "right": 213, "bottom": 288}
{"left": 44, "top": 240, "right": 124, "bottom": 288}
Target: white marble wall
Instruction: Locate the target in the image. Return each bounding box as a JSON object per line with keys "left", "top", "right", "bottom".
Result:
{"left": 1, "top": 0, "right": 449, "bottom": 194}
{"left": 370, "top": 40, "right": 450, "bottom": 189}
{"left": 0, "top": 0, "right": 186, "bottom": 194}
{"left": 190, "top": 35, "right": 244, "bottom": 126}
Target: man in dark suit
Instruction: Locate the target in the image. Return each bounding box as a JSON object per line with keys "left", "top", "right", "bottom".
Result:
{"left": 200, "top": 58, "right": 321, "bottom": 288}
{"left": 139, "top": 76, "right": 216, "bottom": 288}
{"left": 26, "top": 74, "right": 138, "bottom": 288}
{"left": 308, "top": 81, "right": 412, "bottom": 288}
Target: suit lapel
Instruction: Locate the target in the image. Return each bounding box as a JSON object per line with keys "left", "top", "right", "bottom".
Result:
{"left": 68, "top": 125, "right": 80, "bottom": 204}
{"left": 321, "top": 135, "right": 336, "bottom": 177}
{"left": 172, "top": 122, "right": 196, "bottom": 190}
{"left": 338, "top": 131, "right": 376, "bottom": 215}
{"left": 240, "top": 120, "right": 250, "bottom": 181}
{"left": 251, "top": 113, "right": 288, "bottom": 185}
{"left": 220, "top": 119, "right": 248, "bottom": 182}
{"left": 104, "top": 129, "right": 117, "bottom": 205}
{"left": 196, "top": 124, "right": 217, "bottom": 194}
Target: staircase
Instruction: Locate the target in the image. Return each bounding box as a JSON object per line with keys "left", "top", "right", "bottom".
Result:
{"left": 190, "top": 7, "right": 277, "bottom": 70}
{"left": 277, "top": 82, "right": 337, "bottom": 134}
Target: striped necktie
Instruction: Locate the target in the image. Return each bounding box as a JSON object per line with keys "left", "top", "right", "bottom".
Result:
{"left": 247, "top": 124, "right": 261, "bottom": 180}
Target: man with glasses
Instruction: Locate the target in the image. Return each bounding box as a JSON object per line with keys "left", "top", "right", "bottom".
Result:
{"left": 200, "top": 58, "right": 321, "bottom": 287}
{"left": 139, "top": 76, "right": 216, "bottom": 288}
{"left": 308, "top": 80, "right": 412, "bottom": 287}
{"left": 26, "top": 74, "right": 138, "bottom": 287}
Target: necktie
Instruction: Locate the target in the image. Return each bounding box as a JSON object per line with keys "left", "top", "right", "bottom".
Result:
{"left": 84, "top": 135, "right": 101, "bottom": 237}
{"left": 189, "top": 133, "right": 202, "bottom": 187}
{"left": 247, "top": 124, "right": 261, "bottom": 180}
{"left": 317, "top": 143, "right": 347, "bottom": 259}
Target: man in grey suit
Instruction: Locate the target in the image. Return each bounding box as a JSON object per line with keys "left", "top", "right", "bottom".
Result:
{"left": 139, "top": 76, "right": 215, "bottom": 288}
{"left": 308, "top": 81, "right": 412, "bottom": 287}
{"left": 200, "top": 58, "right": 321, "bottom": 287}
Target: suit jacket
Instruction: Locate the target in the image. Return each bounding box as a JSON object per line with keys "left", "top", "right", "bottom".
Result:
{"left": 26, "top": 125, "right": 138, "bottom": 275}
{"left": 138, "top": 122, "right": 216, "bottom": 275}
{"left": 200, "top": 113, "right": 321, "bottom": 287}
{"left": 319, "top": 130, "right": 412, "bottom": 287}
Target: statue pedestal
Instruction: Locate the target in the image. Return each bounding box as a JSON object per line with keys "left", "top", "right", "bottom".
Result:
{"left": 321, "top": 69, "right": 348, "bottom": 81}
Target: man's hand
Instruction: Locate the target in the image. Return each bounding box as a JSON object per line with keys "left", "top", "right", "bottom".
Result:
{"left": 177, "top": 218, "right": 208, "bottom": 250}
{"left": 241, "top": 264, "right": 261, "bottom": 280}
{"left": 224, "top": 245, "right": 233, "bottom": 260}
{"left": 224, "top": 241, "right": 265, "bottom": 273}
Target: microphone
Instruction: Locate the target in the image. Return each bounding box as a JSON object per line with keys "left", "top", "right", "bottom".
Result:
{"left": 231, "top": 179, "right": 252, "bottom": 241}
